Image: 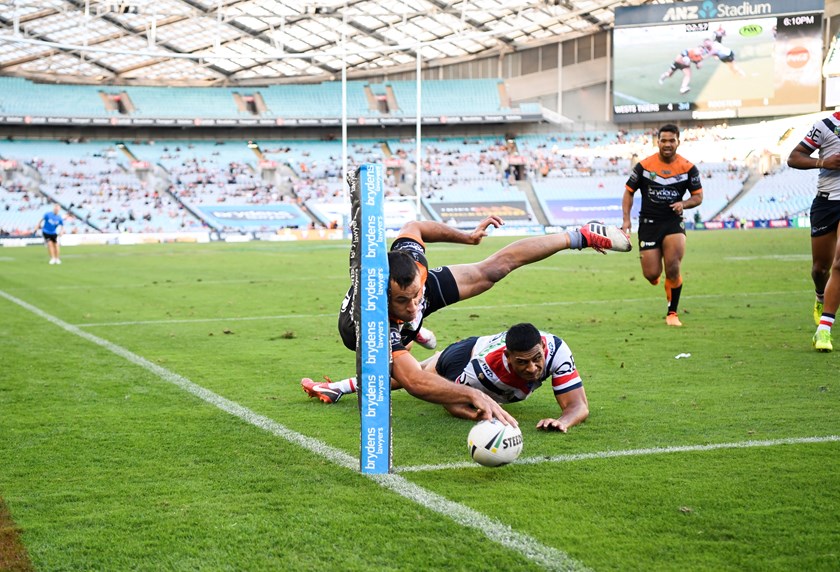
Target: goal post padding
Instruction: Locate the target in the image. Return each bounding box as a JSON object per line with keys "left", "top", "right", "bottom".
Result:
{"left": 348, "top": 164, "right": 392, "bottom": 474}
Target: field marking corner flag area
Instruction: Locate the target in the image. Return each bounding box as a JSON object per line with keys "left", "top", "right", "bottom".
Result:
{"left": 349, "top": 163, "right": 392, "bottom": 474}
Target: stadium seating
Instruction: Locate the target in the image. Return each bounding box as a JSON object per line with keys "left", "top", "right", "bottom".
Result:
{"left": 718, "top": 165, "right": 817, "bottom": 221}
{"left": 0, "top": 119, "right": 791, "bottom": 237}
{"left": 0, "top": 77, "right": 512, "bottom": 120}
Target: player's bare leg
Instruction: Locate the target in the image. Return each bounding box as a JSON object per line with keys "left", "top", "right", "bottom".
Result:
{"left": 679, "top": 69, "right": 692, "bottom": 94}
{"left": 813, "top": 235, "right": 840, "bottom": 352}
{"left": 639, "top": 248, "right": 664, "bottom": 286}
{"left": 448, "top": 223, "right": 630, "bottom": 301}
{"left": 811, "top": 231, "right": 836, "bottom": 324}
{"left": 419, "top": 352, "right": 442, "bottom": 372}
{"left": 662, "top": 234, "right": 686, "bottom": 325}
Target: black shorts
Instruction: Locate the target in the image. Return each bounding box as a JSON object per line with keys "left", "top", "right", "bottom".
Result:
{"left": 435, "top": 336, "right": 478, "bottom": 381}
{"left": 337, "top": 265, "right": 461, "bottom": 351}
{"left": 42, "top": 233, "right": 58, "bottom": 243}
{"left": 637, "top": 217, "right": 685, "bottom": 251}
{"left": 810, "top": 195, "right": 840, "bottom": 237}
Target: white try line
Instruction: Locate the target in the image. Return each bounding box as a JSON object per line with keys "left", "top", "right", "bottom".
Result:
{"left": 74, "top": 289, "right": 810, "bottom": 328}
{"left": 0, "top": 288, "right": 588, "bottom": 572}
{"left": 395, "top": 435, "right": 840, "bottom": 473}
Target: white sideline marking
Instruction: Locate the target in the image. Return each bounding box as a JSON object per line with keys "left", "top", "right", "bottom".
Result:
{"left": 395, "top": 435, "right": 840, "bottom": 473}
{"left": 74, "top": 289, "right": 808, "bottom": 328}
{"left": 0, "top": 288, "right": 588, "bottom": 572}
{"left": 76, "top": 313, "right": 335, "bottom": 327}
{"left": 29, "top": 275, "right": 346, "bottom": 291}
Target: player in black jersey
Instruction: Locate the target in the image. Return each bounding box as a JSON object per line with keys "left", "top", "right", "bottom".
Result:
{"left": 621, "top": 124, "right": 703, "bottom": 326}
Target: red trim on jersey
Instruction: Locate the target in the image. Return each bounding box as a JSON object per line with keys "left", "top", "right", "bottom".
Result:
{"left": 551, "top": 371, "right": 580, "bottom": 389}
{"left": 484, "top": 347, "right": 531, "bottom": 393}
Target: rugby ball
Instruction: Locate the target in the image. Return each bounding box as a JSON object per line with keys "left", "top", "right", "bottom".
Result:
{"left": 467, "top": 419, "right": 523, "bottom": 467}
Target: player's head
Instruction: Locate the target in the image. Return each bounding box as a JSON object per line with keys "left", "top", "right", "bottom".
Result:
{"left": 657, "top": 124, "right": 680, "bottom": 160}
{"left": 388, "top": 250, "right": 418, "bottom": 288}
{"left": 504, "top": 323, "right": 545, "bottom": 382}
{"left": 658, "top": 124, "right": 679, "bottom": 139}
{"left": 387, "top": 250, "right": 423, "bottom": 322}
{"left": 52, "top": 203, "right": 61, "bottom": 213}
{"left": 506, "top": 323, "right": 541, "bottom": 351}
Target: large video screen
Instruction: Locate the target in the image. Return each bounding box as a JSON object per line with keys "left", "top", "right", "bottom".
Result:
{"left": 612, "top": 0, "right": 823, "bottom": 123}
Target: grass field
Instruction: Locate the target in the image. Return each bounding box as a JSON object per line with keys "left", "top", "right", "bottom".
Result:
{"left": 1, "top": 229, "right": 839, "bottom": 571}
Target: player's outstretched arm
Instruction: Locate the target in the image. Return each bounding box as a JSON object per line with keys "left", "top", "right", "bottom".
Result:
{"left": 392, "top": 351, "right": 518, "bottom": 426}
{"left": 399, "top": 216, "right": 503, "bottom": 246}
{"left": 536, "top": 386, "right": 589, "bottom": 432}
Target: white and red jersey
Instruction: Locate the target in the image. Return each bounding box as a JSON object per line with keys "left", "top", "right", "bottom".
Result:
{"left": 799, "top": 112, "right": 840, "bottom": 200}
{"left": 455, "top": 331, "right": 581, "bottom": 404}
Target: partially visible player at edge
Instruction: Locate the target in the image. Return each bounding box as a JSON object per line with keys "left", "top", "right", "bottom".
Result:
{"left": 309, "top": 322, "right": 588, "bottom": 432}
{"left": 621, "top": 124, "right": 704, "bottom": 326}
{"left": 302, "top": 216, "right": 630, "bottom": 418}
{"left": 786, "top": 111, "right": 840, "bottom": 352}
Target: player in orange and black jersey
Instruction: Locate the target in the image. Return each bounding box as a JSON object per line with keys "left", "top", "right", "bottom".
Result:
{"left": 658, "top": 46, "right": 708, "bottom": 94}
{"left": 621, "top": 124, "right": 704, "bottom": 326}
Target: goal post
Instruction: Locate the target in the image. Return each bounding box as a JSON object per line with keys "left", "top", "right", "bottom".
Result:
{"left": 347, "top": 163, "right": 392, "bottom": 474}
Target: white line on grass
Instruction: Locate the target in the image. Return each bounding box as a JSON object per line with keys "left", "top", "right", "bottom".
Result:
{"left": 0, "top": 288, "right": 588, "bottom": 572}
{"left": 27, "top": 275, "right": 347, "bottom": 291}
{"left": 395, "top": 435, "right": 840, "bottom": 473}
{"left": 74, "top": 289, "right": 809, "bottom": 328}
{"left": 76, "top": 313, "right": 336, "bottom": 327}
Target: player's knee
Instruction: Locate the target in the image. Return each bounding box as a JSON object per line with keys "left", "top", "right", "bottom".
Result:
{"left": 643, "top": 271, "right": 661, "bottom": 285}
{"left": 813, "top": 261, "right": 832, "bottom": 279}
{"left": 478, "top": 259, "right": 513, "bottom": 285}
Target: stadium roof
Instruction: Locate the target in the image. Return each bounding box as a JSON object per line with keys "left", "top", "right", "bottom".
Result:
{"left": 0, "top": 0, "right": 650, "bottom": 86}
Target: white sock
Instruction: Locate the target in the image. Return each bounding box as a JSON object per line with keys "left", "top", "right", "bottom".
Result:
{"left": 329, "top": 377, "right": 356, "bottom": 394}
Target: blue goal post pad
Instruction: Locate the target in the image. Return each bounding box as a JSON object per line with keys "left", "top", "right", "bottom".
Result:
{"left": 347, "top": 164, "right": 392, "bottom": 474}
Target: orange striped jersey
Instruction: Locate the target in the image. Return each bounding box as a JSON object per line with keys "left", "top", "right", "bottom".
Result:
{"left": 625, "top": 153, "right": 702, "bottom": 220}
{"left": 455, "top": 331, "right": 581, "bottom": 404}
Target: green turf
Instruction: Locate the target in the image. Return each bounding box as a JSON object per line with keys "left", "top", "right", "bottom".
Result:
{"left": 1, "top": 229, "right": 838, "bottom": 571}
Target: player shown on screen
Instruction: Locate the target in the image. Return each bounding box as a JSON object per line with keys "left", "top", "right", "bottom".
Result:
{"left": 702, "top": 38, "right": 746, "bottom": 77}
{"left": 658, "top": 46, "right": 709, "bottom": 94}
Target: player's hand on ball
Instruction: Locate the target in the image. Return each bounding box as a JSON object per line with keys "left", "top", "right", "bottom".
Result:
{"left": 472, "top": 391, "right": 517, "bottom": 428}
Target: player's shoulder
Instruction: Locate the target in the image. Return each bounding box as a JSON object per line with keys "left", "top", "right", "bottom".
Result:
{"left": 639, "top": 152, "right": 664, "bottom": 166}
{"left": 815, "top": 113, "right": 840, "bottom": 134}
{"left": 542, "top": 332, "right": 571, "bottom": 352}
{"left": 673, "top": 154, "right": 698, "bottom": 171}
